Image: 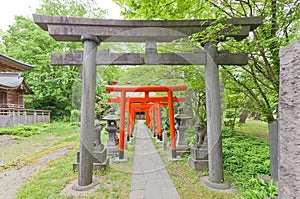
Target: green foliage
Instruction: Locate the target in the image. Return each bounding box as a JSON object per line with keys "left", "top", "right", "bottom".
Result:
{"left": 35, "top": 0, "right": 108, "bottom": 18}
{"left": 114, "top": 0, "right": 299, "bottom": 124}
{"left": 222, "top": 128, "right": 278, "bottom": 198}
{"left": 1, "top": 0, "right": 108, "bottom": 120}
{"left": 69, "top": 109, "right": 81, "bottom": 122}
{"left": 0, "top": 124, "right": 49, "bottom": 137}
{"left": 184, "top": 126, "right": 197, "bottom": 147}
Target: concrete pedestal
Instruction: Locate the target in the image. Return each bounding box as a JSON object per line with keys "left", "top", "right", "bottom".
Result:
{"left": 189, "top": 136, "right": 208, "bottom": 170}
{"left": 189, "top": 147, "right": 208, "bottom": 170}
{"left": 73, "top": 147, "right": 109, "bottom": 170}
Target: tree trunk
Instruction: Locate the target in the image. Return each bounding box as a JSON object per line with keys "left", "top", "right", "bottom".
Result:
{"left": 239, "top": 110, "right": 248, "bottom": 123}
{"left": 254, "top": 114, "right": 261, "bottom": 120}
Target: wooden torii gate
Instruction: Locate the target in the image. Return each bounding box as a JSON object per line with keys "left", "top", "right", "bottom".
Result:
{"left": 107, "top": 86, "right": 186, "bottom": 157}
{"left": 33, "top": 14, "right": 262, "bottom": 189}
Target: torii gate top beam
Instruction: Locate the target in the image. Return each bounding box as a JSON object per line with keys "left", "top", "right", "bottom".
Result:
{"left": 33, "top": 14, "right": 263, "bottom": 42}
{"left": 108, "top": 96, "right": 185, "bottom": 103}
{"left": 106, "top": 85, "right": 188, "bottom": 92}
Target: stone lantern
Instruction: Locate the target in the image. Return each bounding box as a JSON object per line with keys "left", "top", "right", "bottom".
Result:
{"left": 103, "top": 108, "right": 120, "bottom": 156}
{"left": 188, "top": 122, "right": 208, "bottom": 170}
{"left": 174, "top": 107, "right": 191, "bottom": 155}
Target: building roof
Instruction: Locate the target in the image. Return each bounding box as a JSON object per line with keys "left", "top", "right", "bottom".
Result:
{"left": 0, "top": 54, "right": 34, "bottom": 72}
{"left": 0, "top": 73, "right": 33, "bottom": 94}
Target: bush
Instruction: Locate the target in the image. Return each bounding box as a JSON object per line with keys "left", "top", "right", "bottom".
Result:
{"left": 222, "top": 127, "right": 278, "bottom": 198}
{"left": 0, "top": 124, "right": 44, "bottom": 137}
{"left": 70, "top": 109, "right": 81, "bottom": 122}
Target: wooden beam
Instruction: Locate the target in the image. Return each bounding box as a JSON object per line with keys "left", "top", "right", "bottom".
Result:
{"left": 106, "top": 85, "right": 188, "bottom": 92}
{"left": 51, "top": 50, "right": 248, "bottom": 66}
{"left": 108, "top": 96, "right": 185, "bottom": 103}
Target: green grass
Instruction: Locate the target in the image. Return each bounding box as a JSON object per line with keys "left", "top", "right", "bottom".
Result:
{"left": 0, "top": 122, "right": 80, "bottom": 171}
{"left": 151, "top": 137, "right": 235, "bottom": 199}
{"left": 13, "top": 122, "right": 135, "bottom": 199}
{"left": 166, "top": 155, "right": 235, "bottom": 199}
{"left": 2, "top": 120, "right": 276, "bottom": 198}
{"left": 222, "top": 128, "right": 278, "bottom": 198}
{"left": 235, "top": 119, "right": 268, "bottom": 138}
{"left": 152, "top": 119, "right": 277, "bottom": 199}
{"left": 17, "top": 146, "right": 133, "bottom": 199}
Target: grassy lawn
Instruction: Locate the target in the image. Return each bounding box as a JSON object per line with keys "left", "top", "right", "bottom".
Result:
{"left": 235, "top": 119, "right": 269, "bottom": 138}
{"left": 0, "top": 122, "right": 134, "bottom": 198}
{"left": 0, "top": 122, "right": 80, "bottom": 172}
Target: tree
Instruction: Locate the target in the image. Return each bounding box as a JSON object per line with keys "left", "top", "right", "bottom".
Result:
{"left": 1, "top": 0, "right": 108, "bottom": 120}
{"left": 113, "top": 0, "right": 300, "bottom": 124}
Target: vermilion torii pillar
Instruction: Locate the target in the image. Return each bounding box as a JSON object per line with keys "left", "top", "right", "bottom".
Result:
{"left": 106, "top": 85, "right": 188, "bottom": 159}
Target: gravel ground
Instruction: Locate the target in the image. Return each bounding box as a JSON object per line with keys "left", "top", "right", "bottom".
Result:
{"left": 0, "top": 146, "right": 70, "bottom": 199}
{"left": 0, "top": 135, "right": 16, "bottom": 147}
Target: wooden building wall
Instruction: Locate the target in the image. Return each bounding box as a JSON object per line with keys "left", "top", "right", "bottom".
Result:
{"left": 0, "top": 89, "right": 24, "bottom": 108}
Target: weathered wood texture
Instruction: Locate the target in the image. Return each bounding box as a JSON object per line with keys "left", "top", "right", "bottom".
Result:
{"left": 0, "top": 54, "right": 34, "bottom": 72}
{"left": 51, "top": 51, "right": 248, "bottom": 66}
{"left": 33, "top": 14, "right": 263, "bottom": 42}
{"left": 0, "top": 108, "right": 51, "bottom": 128}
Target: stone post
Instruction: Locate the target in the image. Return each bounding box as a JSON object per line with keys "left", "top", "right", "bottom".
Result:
{"left": 174, "top": 107, "right": 191, "bottom": 155}
{"left": 75, "top": 34, "right": 99, "bottom": 189}
{"left": 279, "top": 40, "right": 300, "bottom": 198}
{"left": 203, "top": 42, "right": 225, "bottom": 186}
{"left": 103, "top": 108, "right": 120, "bottom": 156}
{"left": 269, "top": 120, "right": 279, "bottom": 181}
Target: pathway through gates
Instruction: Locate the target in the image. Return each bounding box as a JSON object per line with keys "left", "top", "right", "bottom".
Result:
{"left": 130, "top": 120, "right": 180, "bottom": 199}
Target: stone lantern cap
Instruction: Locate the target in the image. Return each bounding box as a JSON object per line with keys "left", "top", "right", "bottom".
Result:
{"left": 175, "top": 107, "right": 191, "bottom": 120}
{"left": 103, "top": 108, "right": 120, "bottom": 121}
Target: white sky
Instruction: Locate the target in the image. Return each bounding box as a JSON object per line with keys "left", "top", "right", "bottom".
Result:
{"left": 0, "top": 0, "right": 122, "bottom": 31}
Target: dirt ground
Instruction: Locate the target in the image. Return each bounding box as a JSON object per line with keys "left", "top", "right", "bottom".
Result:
{"left": 0, "top": 135, "right": 16, "bottom": 147}
{"left": 0, "top": 138, "right": 71, "bottom": 199}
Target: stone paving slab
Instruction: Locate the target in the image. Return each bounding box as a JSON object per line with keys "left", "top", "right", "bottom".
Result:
{"left": 130, "top": 120, "right": 180, "bottom": 199}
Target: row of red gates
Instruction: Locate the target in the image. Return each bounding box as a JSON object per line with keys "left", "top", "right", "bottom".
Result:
{"left": 106, "top": 84, "right": 187, "bottom": 159}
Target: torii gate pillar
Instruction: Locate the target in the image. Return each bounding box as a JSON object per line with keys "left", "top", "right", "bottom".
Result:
{"left": 75, "top": 35, "right": 100, "bottom": 189}
{"left": 203, "top": 42, "right": 227, "bottom": 187}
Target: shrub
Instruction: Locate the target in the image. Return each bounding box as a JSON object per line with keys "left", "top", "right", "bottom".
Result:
{"left": 0, "top": 125, "right": 43, "bottom": 137}
{"left": 222, "top": 127, "right": 278, "bottom": 198}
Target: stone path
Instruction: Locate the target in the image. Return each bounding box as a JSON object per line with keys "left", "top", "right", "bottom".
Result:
{"left": 130, "top": 120, "right": 180, "bottom": 199}
{"left": 0, "top": 146, "right": 70, "bottom": 199}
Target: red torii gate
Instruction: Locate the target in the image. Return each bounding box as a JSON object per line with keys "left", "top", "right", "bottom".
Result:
{"left": 106, "top": 85, "right": 187, "bottom": 159}
{"left": 109, "top": 95, "right": 185, "bottom": 140}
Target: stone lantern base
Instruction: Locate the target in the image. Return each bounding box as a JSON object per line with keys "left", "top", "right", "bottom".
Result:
{"left": 107, "top": 146, "right": 119, "bottom": 157}
{"left": 176, "top": 145, "right": 190, "bottom": 156}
